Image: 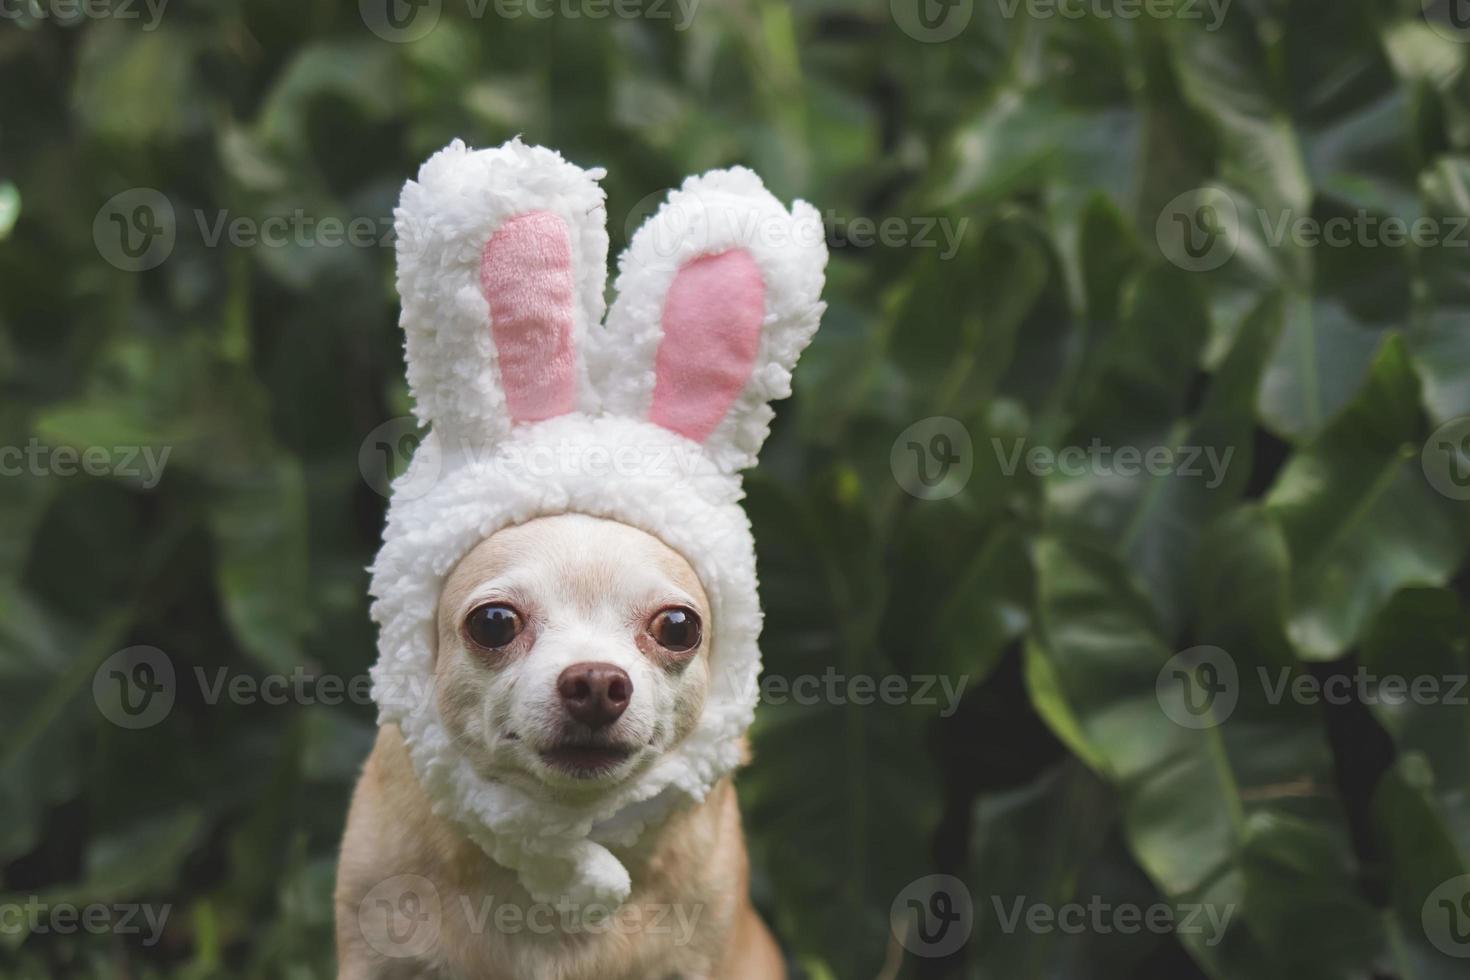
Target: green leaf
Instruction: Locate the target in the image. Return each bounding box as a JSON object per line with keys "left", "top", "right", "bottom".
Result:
{"left": 207, "top": 456, "right": 310, "bottom": 673}
{"left": 1256, "top": 295, "right": 1387, "bottom": 442}
{"left": 1407, "top": 158, "right": 1470, "bottom": 423}
{"left": 742, "top": 477, "right": 941, "bottom": 977}
{"left": 73, "top": 27, "right": 205, "bottom": 147}
{"left": 1373, "top": 758, "right": 1470, "bottom": 978}
{"left": 1031, "top": 529, "right": 1382, "bottom": 978}
{"left": 968, "top": 761, "right": 1170, "bottom": 979}
{"left": 1362, "top": 588, "right": 1470, "bottom": 851}
{"left": 1044, "top": 267, "right": 1260, "bottom": 636}
{"left": 0, "top": 180, "right": 19, "bottom": 241}
{"left": 254, "top": 41, "right": 404, "bottom": 157}
{"left": 1167, "top": 11, "right": 1311, "bottom": 217}
{"left": 1266, "top": 336, "right": 1468, "bottom": 660}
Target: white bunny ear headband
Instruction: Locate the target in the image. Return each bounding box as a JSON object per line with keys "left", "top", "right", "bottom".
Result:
{"left": 368, "top": 138, "right": 827, "bottom": 908}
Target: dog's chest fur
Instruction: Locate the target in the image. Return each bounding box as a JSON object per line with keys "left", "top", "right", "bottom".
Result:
{"left": 335, "top": 726, "right": 747, "bottom": 980}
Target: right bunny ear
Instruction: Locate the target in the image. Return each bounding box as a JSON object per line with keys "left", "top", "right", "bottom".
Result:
{"left": 596, "top": 168, "right": 828, "bottom": 473}
{"left": 395, "top": 138, "right": 609, "bottom": 445}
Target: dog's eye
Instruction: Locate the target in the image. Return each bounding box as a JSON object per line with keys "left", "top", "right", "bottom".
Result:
{"left": 465, "top": 603, "right": 522, "bottom": 649}
{"left": 650, "top": 606, "right": 701, "bottom": 653}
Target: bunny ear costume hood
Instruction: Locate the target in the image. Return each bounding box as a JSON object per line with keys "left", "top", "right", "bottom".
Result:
{"left": 368, "top": 138, "right": 827, "bottom": 909}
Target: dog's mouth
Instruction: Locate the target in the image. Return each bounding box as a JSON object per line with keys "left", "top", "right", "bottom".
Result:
{"left": 537, "top": 740, "right": 637, "bottom": 778}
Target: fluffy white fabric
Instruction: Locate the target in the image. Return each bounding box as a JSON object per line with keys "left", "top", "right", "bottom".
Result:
{"left": 369, "top": 138, "right": 827, "bottom": 908}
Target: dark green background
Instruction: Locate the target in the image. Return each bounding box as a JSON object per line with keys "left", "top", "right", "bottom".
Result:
{"left": 2, "top": 0, "right": 1469, "bottom": 977}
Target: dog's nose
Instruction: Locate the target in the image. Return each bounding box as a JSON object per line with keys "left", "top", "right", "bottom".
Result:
{"left": 557, "top": 662, "right": 632, "bottom": 729}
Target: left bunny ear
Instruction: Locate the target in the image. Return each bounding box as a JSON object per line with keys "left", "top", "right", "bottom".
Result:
{"left": 395, "top": 138, "right": 609, "bottom": 445}
{"left": 595, "top": 168, "right": 828, "bottom": 472}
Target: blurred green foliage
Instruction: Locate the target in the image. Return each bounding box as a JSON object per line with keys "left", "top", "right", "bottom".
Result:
{"left": 2, "top": 0, "right": 1470, "bottom": 978}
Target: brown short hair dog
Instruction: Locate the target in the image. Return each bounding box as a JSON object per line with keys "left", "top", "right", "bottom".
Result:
{"left": 335, "top": 138, "right": 826, "bottom": 978}
{"left": 335, "top": 514, "right": 783, "bottom": 978}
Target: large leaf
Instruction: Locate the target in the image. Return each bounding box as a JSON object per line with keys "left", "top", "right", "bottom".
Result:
{"left": 1408, "top": 158, "right": 1470, "bottom": 423}
{"left": 1266, "top": 337, "right": 1469, "bottom": 660}
{"left": 207, "top": 456, "right": 310, "bottom": 673}
{"left": 1030, "top": 520, "right": 1383, "bottom": 978}
{"left": 742, "top": 476, "right": 941, "bottom": 977}
{"left": 967, "top": 760, "right": 1173, "bottom": 979}
{"left": 1043, "top": 266, "right": 1260, "bottom": 637}
{"left": 1363, "top": 588, "right": 1470, "bottom": 855}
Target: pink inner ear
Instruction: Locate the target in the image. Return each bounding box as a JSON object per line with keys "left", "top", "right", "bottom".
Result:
{"left": 480, "top": 210, "right": 577, "bottom": 424}
{"left": 649, "top": 249, "right": 765, "bottom": 443}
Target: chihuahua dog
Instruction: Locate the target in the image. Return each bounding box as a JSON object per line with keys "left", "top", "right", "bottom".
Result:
{"left": 335, "top": 513, "right": 784, "bottom": 979}
{"left": 334, "top": 137, "right": 825, "bottom": 980}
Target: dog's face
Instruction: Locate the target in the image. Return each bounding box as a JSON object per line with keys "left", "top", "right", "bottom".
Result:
{"left": 434, "top": 513, "right": 711, "bottom": 800}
